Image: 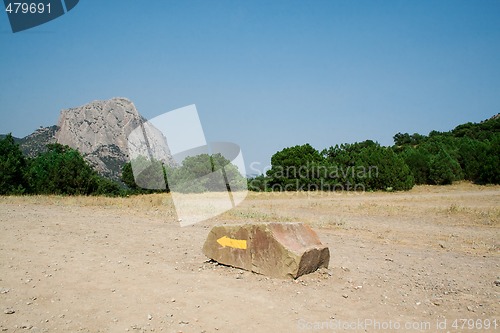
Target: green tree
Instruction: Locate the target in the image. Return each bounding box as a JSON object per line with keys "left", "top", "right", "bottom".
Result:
{"left": 400, "top": 147, "right": 431, "bottom": 184}
{"left": 357, "top": 144, "right": 414, "bottom": 191}
{"left": 123, "top": 156, "right": 169, "bottom": 192}
{"left": 247, "top": 174, "right": 270, "bottom": 192}
{"left": 476, "top": 135, "right": 500, "bottom": 184}
{"left": 452, "top": 116, "right": 500, "bottom": 141}
{"left": 121, "top": 161, "right": 138, "bottom": 190}
{"left": 167, "top": 153, "right": 246, "bottom": 193}
{"left": 429, "top": 149, "right": 462, "bottom": 185}
{"left": 393, "top": 116, "right": 500, "bottom": 186}
{"left": 26, "top": 144, "right": 98, "bottom": 195}
{"left": 124, "top": 153, "right": 245, "bottom": 194}
{"left": 393, "top": 132, "right": 412, "bottom": 146}
{"left": 456, "top": 137, "right": 484, "bottom": 182}
{"left": 93, "top": 176, "right": 123, "bottom": 196}
{"left": 325, "top": 141, "right": 414, "bottom": 191}
{"left": 267, "top": 143, "right": 324, "bottom": 191}
{"left": 0, "top": 134, "right": 27, "bottom": 194}
{"left": 211, "top": 153, "right": 247, "bottom": 191}
{"left": 170, "top": 154, "right": 224, "bottom": 192}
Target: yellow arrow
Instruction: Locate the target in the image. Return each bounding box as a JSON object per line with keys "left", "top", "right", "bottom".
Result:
{"left": 217, "top": 236, "right": 247, "bottom": 249}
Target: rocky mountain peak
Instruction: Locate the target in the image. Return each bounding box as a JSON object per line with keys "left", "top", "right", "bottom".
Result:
{"left": 55, "top": 97, "right": 173, "bottom": 180}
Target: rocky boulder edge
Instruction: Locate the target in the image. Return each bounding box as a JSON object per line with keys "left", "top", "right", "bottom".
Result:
{"left": 203, "top": 222, "right": 330, "bottom": 279}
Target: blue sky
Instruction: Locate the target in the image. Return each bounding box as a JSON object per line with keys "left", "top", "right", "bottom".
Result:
{"left": 1, "top": 1, "right": 499, "bottom": 175}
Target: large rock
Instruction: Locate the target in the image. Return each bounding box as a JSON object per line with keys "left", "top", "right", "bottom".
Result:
{"left": 55, "top": 97, "right": 174, "bottom": 180}
{"left": 203, "top": 222, "right": 330, "bottom": 279}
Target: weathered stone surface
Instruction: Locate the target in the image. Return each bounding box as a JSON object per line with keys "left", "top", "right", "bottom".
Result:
{"left": 18, "top": 125, "right": 58, "bottom": 158}
{"left": 55, "top": 97, "right": 174, "bottom": 180}
{"left": 203, "top": 222, "right": 330, "bottom": 279}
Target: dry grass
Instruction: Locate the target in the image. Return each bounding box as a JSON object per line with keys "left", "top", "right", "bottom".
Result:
{"left": 0, "top": 193, "right": 178, "bottom": 220}
{"left": 1, "top": 182, "right": 498, "bottom": 225}
{"left": 2, "top": 192, "right": 175, "bottom": 208}
{"left": 1, "top": 182, "right": 499, "bottom": 254}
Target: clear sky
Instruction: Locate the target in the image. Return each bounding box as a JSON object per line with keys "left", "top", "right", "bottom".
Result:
{"left": 1, "top": 1, "right": 499, "bottom": 175}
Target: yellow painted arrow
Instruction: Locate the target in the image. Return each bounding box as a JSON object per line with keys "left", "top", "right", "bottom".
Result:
{"left": 217, "top": 236, "right": 247, "bottom": 249}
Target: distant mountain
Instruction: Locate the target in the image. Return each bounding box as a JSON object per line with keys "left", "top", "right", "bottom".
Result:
{"left": 0, "top": 126, "right": 58, "bottom": 156}
{"left": 450, "top": 113, "right": 500, "bottom": 141}
{"left": 18, "top": 125, "right": 58, "bottom": 157}
{"left": 3, "top": 97, "right": 175, "bottom": 181}
{"left": 488, "top": 113, "right": 500, "bottom": 121}
{"left": 0, "top": 134, "right": 21, "bottom": 143}
{"left": 55, "top": 97, "right": 175, "bottom": 180}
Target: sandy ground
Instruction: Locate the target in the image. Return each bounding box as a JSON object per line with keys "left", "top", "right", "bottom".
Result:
{"left": 0, "top": 183, "right": 499, "bottom": 333}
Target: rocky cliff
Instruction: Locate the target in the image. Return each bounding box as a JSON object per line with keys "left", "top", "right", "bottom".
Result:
{"left": 18, "top": 125, "right": 58, "bottom": 157}
{"left": 54, "top": 97, "right": 174, "bottom": 180}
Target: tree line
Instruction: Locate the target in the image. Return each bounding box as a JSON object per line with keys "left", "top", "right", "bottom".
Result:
{"left": 394, "top": 118, "right": 499, "bottom": 185}
{"left": 249, "top": 115, "right": 499, "bottom": 191}
{"left": 0, "top": 133, "right": 246, "bottom": 196}
{"left": 1, "top": 115, "right": 498, "bottom": 195}
{"left": 121, "top": 153, "right": 246, "bottom": 194}
{"left": 0, "top": 134, "right": 122, "bottom": 196}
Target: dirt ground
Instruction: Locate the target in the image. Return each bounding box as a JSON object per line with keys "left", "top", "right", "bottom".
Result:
{"left": 1, "top": 183, "right": 499, "bottom": 333}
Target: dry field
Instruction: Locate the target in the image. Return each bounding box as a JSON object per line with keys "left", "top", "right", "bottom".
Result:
{"left": 0, "top": 182, "right": 499, "bottom": 332}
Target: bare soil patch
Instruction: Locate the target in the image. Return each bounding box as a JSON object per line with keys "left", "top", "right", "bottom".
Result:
{"left": 1, "top": 183, "right": 499, "bottom": 332}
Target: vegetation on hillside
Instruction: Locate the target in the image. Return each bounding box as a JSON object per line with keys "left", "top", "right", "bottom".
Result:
{"left": 121, "top": 153, "right": 246, "bottom": 194}
{"left": 0, "top": 134, "right": 27, "bottom": 194}
{"left": 0, "top": 133, "right": 245, "bottom": 196}
{"left": 250, "top": 141, "right": 414, "bottom": 192}
{"left": 249, "top": 115, "right": 500, "bottom": 191}
{"left": 394, "top": 117, "right": 500, "bottom": 185}
{"left": 1, "top": 114, "right": 498, "bottom": 195}
{"left": 0, "top": 135, "right": 122, "bottom": 196}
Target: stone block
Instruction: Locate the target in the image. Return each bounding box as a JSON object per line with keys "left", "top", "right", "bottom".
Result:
{"left": 203, "top": 222, "right": 330, "bottom": 279}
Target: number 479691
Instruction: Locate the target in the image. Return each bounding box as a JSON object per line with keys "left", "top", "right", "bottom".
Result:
{"left": 452, "top": 319, "right": 498, "bottom": 330}
{"left": 5, "top": 2, "right": 51, "bottom": 14}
